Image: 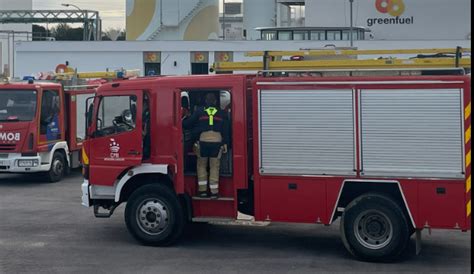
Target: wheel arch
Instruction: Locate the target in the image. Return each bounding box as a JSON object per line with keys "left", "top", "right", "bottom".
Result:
{"left": 54, "top": 148, "right": 68, "bottom": 167}
{"left": 331, "top": 180, "right": 416, "bottom": 228}
{"left": 115, "top": 165, "right": 192, "bottom": 222}
{"left": 40, "top": 141, "right": 70, "bottom": 168}
{"left": 115, "top": 164, "right": 173, "bottom": 203}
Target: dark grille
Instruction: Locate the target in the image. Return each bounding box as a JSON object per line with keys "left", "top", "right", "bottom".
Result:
{"left": 0, "top": 144, "right": 16, "bottom": 151}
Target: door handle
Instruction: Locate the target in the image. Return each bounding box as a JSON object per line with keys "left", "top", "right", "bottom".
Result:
{"left": 128, "top": 150, "right": 141, "bottom": 156}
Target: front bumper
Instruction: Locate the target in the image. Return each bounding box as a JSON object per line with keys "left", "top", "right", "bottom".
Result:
{"left": 81, "top": 180, "right": 116, "bottom": 207}
{"left": 0, "top": 153, "right": 49, "bottom": 173}
{"left": 81, "top": 180, "right": 90, "bottom": 207}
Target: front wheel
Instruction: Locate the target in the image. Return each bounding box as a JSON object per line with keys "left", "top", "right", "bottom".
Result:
{"left": 125, "top": 184, "right": 185, "bottom": 246}
{"left": 340, "top": 193, "right": 411, "bottom": 262}
{"left": 46, "top": 152, "right": 66, "bottom": 182}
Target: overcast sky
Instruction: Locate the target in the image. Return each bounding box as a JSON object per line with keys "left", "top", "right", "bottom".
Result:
{"left": 33, "top": 0, "right": 126, "bottom": 29}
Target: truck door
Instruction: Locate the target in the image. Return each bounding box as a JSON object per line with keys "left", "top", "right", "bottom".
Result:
{"left": 88, "top": 91, "right": 143, "bottom": 186}
{"left": 39, "top": 89, "right": 64, "bottom": 148}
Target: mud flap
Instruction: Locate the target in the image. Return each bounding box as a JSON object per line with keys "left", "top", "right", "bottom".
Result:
{"left": 415, "top": 229, "right": 422, "bottom": 255}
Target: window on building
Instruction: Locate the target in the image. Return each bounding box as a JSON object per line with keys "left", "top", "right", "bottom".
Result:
{"left": 262, "top": 31, "right": 277, "bottom": 40}
{"left": 293, "top": 31, "right": 308, "bottom": 40}
{"left": 342, "top": 31, "right": 350, "bottom": 41}
{"left": 191, "top": 63, "right": 209, "bottom": 75}
{"left": 145, "top": 63, "right": 161, "bottom": 76}
{"left": 327, "top": 31, "right": 341, "bottom": 41}
{"left": 143, "top": 52, "right": 161, "bottom": 76}
{"left": 224, "top": 2, "right": 242, "bottom": 15}
{"left": 310, "top": 31, "right": 325, "bottom": 41}
{"left": 278, "top": 31, "right": 292, "bottom": 40}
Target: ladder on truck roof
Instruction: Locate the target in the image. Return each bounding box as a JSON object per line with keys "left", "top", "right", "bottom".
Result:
{"left": 211, "top": 47, "right": 471, "bottom": 76}
{"left": 36, "top": 64, "right": 140, "bottom": 91}
{"left": 2, "top": 65, "right": 141, "bottom": 92}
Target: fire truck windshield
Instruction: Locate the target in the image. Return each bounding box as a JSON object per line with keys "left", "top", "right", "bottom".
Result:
{"left": 0, "top": 90, "right": 37, "bottom": 122}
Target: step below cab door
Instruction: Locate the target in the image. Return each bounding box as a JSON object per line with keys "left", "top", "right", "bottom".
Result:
{"left": 88, "top": 90, "right": 143, "bottom": 186}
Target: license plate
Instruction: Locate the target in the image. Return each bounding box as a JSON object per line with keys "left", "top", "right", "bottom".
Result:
{"left": 18, "top": 160, "right": 33, "bottom": 167}
{"left": 0, "top": 160, "right": 10, "bottom": 166}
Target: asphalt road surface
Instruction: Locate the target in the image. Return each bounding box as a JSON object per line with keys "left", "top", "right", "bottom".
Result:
{"left": 0, "top": 171, "right": 471, "bottom": 273}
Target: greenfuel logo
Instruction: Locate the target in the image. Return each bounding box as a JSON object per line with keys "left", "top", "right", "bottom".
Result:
{"left": 376, "top": 0, "right": 405, "bottom": 16}
{"left": 368, "top": 0, "right": 413, "bottom": 27}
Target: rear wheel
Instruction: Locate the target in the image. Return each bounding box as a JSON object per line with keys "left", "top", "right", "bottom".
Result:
{"left": 46, "top": 152, "right": 66, "bottom": 182}
{"left": 340, "top": 193, "right": 410, "bottom": 262}
{"left": 125, "top": 184, "right": 185, "bottom": 246}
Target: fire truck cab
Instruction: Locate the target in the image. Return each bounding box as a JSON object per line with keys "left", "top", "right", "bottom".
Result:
{"left": 81, "top": 73, "right": 471, "bottom": 261}
{"left": 0, "top": 80, "right": 95, "bottom": 181}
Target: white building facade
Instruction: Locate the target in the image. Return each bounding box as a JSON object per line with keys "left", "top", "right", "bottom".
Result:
{"left": 305, "top": 0, "right": 471, "bottom": 41}
{"left": 10, "top": 0, "right": 471, "bottom": 78}
{"left": 14, "top": 39, "right": 471, "bottom": 78}
{"left": 242, "top": 0, "right": 471, "bottom": 41}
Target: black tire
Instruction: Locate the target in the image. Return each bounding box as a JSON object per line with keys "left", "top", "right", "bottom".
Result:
{"left": 46, "top": 152, "right": 66, "bottom": 182}
{"left": 125, "top": 184, "right": 185, "bottom": 246}
{"left": 340, "top": 193, "right": 410, "bottom": 262}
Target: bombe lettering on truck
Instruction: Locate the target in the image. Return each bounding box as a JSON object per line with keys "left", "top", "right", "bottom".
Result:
{"left": 0, "top": 132, "right": 20, "bottom": 142}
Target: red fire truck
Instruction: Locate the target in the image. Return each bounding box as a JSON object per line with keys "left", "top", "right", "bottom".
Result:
{"left": 0, "top": 78, "right": 96, "bottom": 181}
{"left": 81, "top": 71, "right": 471, "bottom": 261}
{"left": 0, "top": 64, "right": 141, "bottom": 181}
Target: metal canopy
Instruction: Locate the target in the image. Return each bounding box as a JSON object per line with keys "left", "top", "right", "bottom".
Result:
{"left": 0, "top": 10, "right": 101, "bottom": 41}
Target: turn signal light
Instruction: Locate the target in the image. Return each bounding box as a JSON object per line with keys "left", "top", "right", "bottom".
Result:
{"left": 82, "top": 165, "right": 89, "bottom": 180}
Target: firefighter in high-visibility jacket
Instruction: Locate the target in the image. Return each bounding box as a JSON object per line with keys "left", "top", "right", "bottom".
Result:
{"left": 183, "top": 93, "right": 229, "bottom": 198}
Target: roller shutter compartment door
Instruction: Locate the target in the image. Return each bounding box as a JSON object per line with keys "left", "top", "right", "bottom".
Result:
{"left": 360, "top": 89, "right": 464, "bottom": 178}
{"left": 259, "top": 89, "right": 355, "bottom": 176}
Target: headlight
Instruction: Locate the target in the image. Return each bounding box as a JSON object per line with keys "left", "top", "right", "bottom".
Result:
{"left": 18, "top": 159, "right": 39, "bottom": 167}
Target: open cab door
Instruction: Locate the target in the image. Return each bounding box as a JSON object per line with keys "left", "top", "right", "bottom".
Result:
{"left": 87, "top": 90, "right": 143, "bottom": 186}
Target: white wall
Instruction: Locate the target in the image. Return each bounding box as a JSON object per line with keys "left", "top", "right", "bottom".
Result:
{"left": 243, "top": 0, "right": 276, "bottom": 40}
{"left": 14, "top": 39, "right": 471, "bottom": 78}
{"left": 16, "top": 50, "right": 143, "bottom": 78}
{"left": 306, "top": 0, "right": 471, "bottom": 40}
{"left": 160, "top": 52, "right": 191, "bottom": 75}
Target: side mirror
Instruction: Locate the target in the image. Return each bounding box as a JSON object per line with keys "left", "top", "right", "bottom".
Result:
{"left": 85, "top": 96, "right": 97, "bottom": 138}
{"left": 96, "top": 118, "right": 103, "bottom": 129}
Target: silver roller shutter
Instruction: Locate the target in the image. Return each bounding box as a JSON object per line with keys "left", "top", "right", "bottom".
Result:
{"left": 360, "top": 89, "right": 464, "bottom": 178}
{"left": 259, "top": 89, "right": 355, "bottom": 176}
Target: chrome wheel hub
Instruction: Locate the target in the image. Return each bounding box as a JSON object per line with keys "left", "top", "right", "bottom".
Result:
{"left": 52, "top": 159, "right": 63, "bottom": 176}
{"left": 354, "top": 209, "right": 393, "bottom": 250}
{"left": 136, "top": 199, "right": 169, "bottom": 235}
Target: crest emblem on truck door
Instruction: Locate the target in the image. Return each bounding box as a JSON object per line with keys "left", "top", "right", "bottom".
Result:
{"left": 109, "top": 138, "right": 120, "bottom": 159}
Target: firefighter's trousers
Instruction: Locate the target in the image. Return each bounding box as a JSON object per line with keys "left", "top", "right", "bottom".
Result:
{"left": 195, "top": 131, "right": 223, "bottom": 194}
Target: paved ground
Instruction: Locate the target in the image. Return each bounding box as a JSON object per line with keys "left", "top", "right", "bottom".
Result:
{"left": 0, "top": 171, "right": 471, "bottom": 274}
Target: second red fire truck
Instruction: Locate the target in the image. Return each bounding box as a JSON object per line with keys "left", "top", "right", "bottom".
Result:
{"left": 0, "top": 79, "right": 95, "bottom": 181}
{"left": 0, "top": 66, "right": 139, "bottom": 182}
